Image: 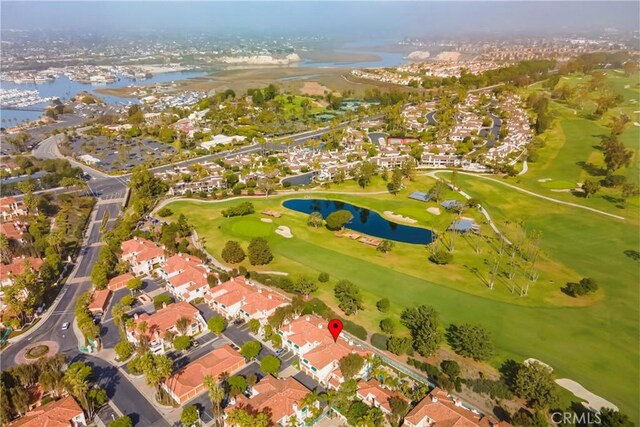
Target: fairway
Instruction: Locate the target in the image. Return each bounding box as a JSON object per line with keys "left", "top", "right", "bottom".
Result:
{"left": 512, "top": 72, "right": 640, "bottom": 217}
{"left": 164, "top": 175, "right": 638, "bottom": 416}
{"left": 229, "top": 219, "right": 274, "bottom": 237}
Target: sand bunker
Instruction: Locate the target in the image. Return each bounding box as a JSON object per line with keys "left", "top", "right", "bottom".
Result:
{"left": 634, "top": 122, "right": 640, "bottom": 127}
{"left": 537, "top": 178, "right": 552, "bottom": 182}
{"left": 524, "top": 358, "right": 553, "bottom": 370}
{"left": 384, "top": 211, "right": 417, "bottom": 224}
{"left": 427, "top": 207, "right": 441, "bottom": 215}
{"left": 556, "top": 379, "right": 619, "bottom": 412}
{"left": 275, "top": 225, "right": 293, "bottom": 238}
{"left": 260, "top": 218, "right": 273, "bottom": 223}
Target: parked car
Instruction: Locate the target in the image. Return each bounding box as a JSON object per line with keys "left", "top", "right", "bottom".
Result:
{"left": 275, "top": 348, "right": 286, "bottom": 356}
{"left": 230, "top": 344, "right": 240, "bottom": 351}
{"left": 233, "top": 319, "right": 245, "bottom": 326}
{"left": 62, "top": 322, "right": 70, "bottom": 330}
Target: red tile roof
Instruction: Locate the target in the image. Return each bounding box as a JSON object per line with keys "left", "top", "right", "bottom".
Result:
{"left": 357, "top": 379, "right": 409, "bottom": 414}
{"left": 163, "top": 254, "right": 209, "bottom": 293}
{"left": 87, "top": 289, "right": 111, "bottom": 313}
{"left": 228, "top": 376, "right": 311, "bottom": 424}
{"left": 107, "top": 273, "right": 135, "bottom": 291}
{"left": 121, "top": 237, "right": 165, "bottom": 263}
{"left": 0, "top": 257, "right": 43, "bottom": 283}
{"left": 0, "top": 221, "right": 26, "bottom": 240}
{"left": 133, "top": 301, "right": 200, "bottom": 340}
{"left": 283, "top": 315, "right": 370, "bottom": 372}
{"left": 209, "top": 277, "right": 288, "bottom": 316}
{"left": 9, "top": 395, "right": 84, "bottom": 427}
{"left": 165, "top": 345, "right": 245, "bottom": 403}
{"left": 0, "top": 197, "right": 17, "bottom": 208}
{"left": 162, "top": 254, "right": 205, "bottom": 276}
{"left": 403, "top": 388, "right": 510, "bottom": 427}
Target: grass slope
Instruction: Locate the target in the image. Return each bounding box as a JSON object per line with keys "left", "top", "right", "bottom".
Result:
{"left": 166, "top": 177, "right": 638, "bottom": 415}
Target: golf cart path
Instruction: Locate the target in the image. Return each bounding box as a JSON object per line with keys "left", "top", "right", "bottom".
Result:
{"left": 425, "top": 171, "right": 625, "bottom": 221}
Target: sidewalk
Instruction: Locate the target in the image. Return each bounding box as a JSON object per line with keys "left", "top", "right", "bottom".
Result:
{"left": 123, "top": 368, "right": 182, "bottom": 425}
{"left": 7, "top": 201, "right": 100, "bottom": 345}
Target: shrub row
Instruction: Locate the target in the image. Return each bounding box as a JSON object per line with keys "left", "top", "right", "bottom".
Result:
{"left": 462, "top": 378, "right": 513, "bottom": 399}
{"left": 407, "top": 357, "right": 441, "bottom": 379}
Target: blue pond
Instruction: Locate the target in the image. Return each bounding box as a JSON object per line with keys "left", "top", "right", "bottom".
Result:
{"left": 283, "top": 199, "right": 433, "bottom": 245}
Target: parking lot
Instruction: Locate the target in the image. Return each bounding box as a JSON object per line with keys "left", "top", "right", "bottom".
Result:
{"left": 66, "top": 134, "right": 177, "bottom": 172}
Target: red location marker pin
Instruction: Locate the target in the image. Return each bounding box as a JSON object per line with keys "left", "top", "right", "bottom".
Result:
{"left": 328, "top": 319, "right": 343, "bottom": 342}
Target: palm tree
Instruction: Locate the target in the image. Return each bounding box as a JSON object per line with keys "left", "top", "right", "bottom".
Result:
{"left": 64, "top": 365, "right": 92, "bottom": 417}
{"left": 175, "top": 317, "right": 190, "bottom": 336}
{"left": 0, "top": 234, "right": 11, "bottom": 264}
{"left": 203, "top": 374, "right": 224, "bottom": 427}
{"left": 137, "top": 321, "right": 150, "bottom": 351}
{"left": 111, "top": 303, "right": 127, "bottom": 336}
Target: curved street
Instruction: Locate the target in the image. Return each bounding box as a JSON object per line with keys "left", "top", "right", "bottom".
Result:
{"left": 2, "top": 115, "right": 380, "bottom": 426}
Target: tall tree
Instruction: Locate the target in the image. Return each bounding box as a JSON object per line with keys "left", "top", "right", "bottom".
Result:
{"left": 203, "top": 374, "right": 225, "bottom": 427}
{"left": 602, "top": 137, "right": 633, "bottom": 175}
{"left": 514, "top": 361, "right": 559, "bottom": 409}
{"left": 334, "top": 280, "right": 364, "bottom": 316}
{"left": 400, "top": 305, "right": 442, "bottom": 357}
{"left": 126, "top": 277, "right": 143, "bottom": 296}
{"left": 354, "top": 161, "right": 376, "bottom": 189}
{"left": 181, "top": 405, "right": 200, "bottom": 427}
{"left": 307, "top": 211, "right": 324, "bottom": 228}
{"left": 176, "top": 316, "right": 190, "bottom": 335}
{"left": 338, "top": 354, "right": 365, "bottom": 380}
{"left": 64, "top": 362, "right": 93, "bottom": 417}
{"left": 582, "top": 179, "right": 600, "bottom": 198}
{"left": 446, "top": 323, "right": 494, "bottom": 360}
{"left": 389, "top": 396, "right": 410, "bottom": 426}
{"left": 293, "top": 276, "right": 317, "bottom": 300}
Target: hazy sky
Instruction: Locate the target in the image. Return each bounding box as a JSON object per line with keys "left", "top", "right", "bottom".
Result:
{"left": 2, "top": 1, "right": 639, "bottom": 38}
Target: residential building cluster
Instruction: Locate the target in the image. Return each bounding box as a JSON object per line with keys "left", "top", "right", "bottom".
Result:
{"left": 0, "top": 197, "right": 43, "bottom": 312}
{"left": 351, "top": 60, "right": 503, "bottom": 86}
{"left": 398, "top": 60, "right": 503, "bottom": 78}
{"left": 351, "top": 68, "right": 422, "bottom": 86}
{"left": 484, "top": 94, "right": 532, "bottom": 163}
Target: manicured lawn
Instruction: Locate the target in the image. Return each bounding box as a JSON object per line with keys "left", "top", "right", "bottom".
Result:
{"left": 451, "top": 174, "right": 639, "bottom": 419}
{"left": 512, "top": 72, "right": 640, "bottom": 216}
{"left": 229, "top": 219, "right": 274, "bottom": 237}
{"left": 164, "top": 178, "right": 637, "bottom": 418}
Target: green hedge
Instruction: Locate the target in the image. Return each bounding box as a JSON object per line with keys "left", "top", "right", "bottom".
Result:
{"left": 371, "top": 333, "right": 388, "bottom": 351}
{"left": 407, "top": 357, "right": 441, "bottom": 379}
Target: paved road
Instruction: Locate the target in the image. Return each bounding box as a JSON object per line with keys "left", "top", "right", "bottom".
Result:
{"left": 1, "top": 116, "right": 354, "bottom": 425}
{"left": 1, "top": 194, "right": 125, "bottom": 363}
{"left": 75, "top": 353, "right": 170, "bottom": 427}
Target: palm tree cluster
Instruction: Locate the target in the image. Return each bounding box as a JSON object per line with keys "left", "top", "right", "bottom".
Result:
{"left": 0, "top": 355, "right": 107, "bottom": 425}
